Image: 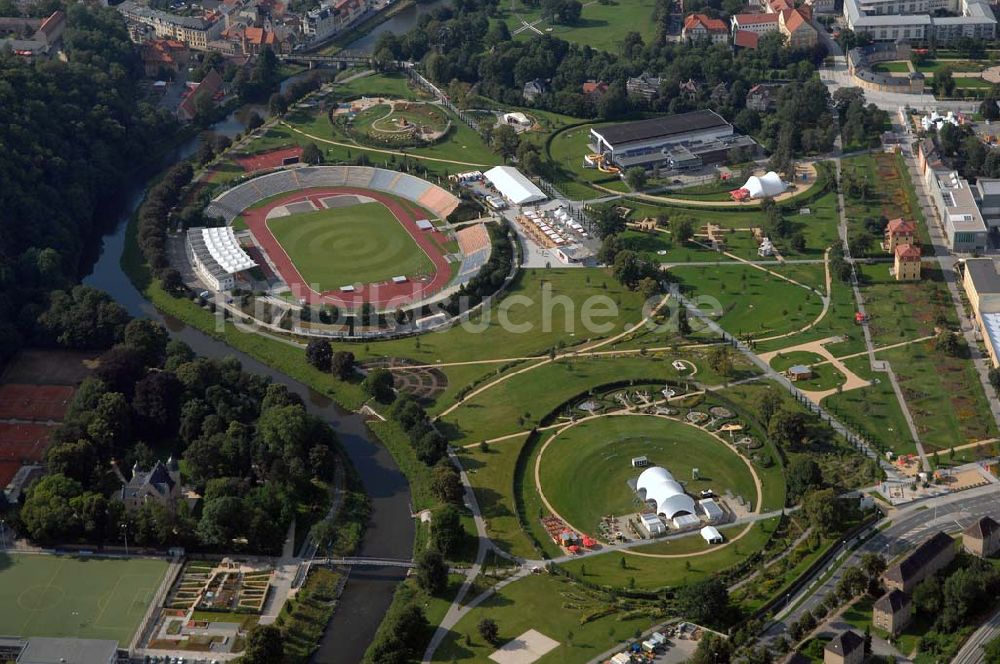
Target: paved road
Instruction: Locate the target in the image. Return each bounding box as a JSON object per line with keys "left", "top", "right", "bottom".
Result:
{"left": 762, "top": 482, "right": 1000, "bottom": 642}
{"left": 953, "top": 606, "right": 1000, "bottom": 664}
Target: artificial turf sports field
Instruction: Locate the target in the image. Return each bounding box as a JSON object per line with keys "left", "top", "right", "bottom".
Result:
{"left": 537, "top": 415, "right": 759, "bottom": 535}
{"left": 266, "top": 202, "right": 434, "bottom": 291}
{"left": 0, "top": 553, "right": 168, "bottom": 643}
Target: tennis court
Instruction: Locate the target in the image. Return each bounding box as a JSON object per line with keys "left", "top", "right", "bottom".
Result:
{"left": 0, "top": 553, "right": 169, "bottom": 645}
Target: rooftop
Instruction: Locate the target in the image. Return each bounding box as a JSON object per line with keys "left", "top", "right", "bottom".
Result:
{"left": 895, "top": 244, "right": 921, "bottom": 259}
{"left": 17, "top": 637, "right": 119, "bottom": 664}
{"left": 825, "top": 630, "right": 864, "bottom": 657}
{"left": 964, "top": 515, "right": 1000, "bottom": 540}
{"left": 883, "top": 531, "right": 954, "bottom": 584}
{"left": 873, "top": 588, "right": 910, "bottom": 614}
{"left": 592, "top": 110, "right": 730, "bottom": 147}
{"left": 684, "top": 13, "right": 728, "bottom": 32}
{"left": 965, "top": 258, "right": 1000, "bottom": 294}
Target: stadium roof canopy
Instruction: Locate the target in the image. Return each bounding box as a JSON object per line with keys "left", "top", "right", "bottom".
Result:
{"left": 202, "top": 226, "right": 256, "bottom": 274}
{"left": 484, "top": 166, "right": 547, "bottom": 205}
{"left": 636, "top": 466, "right": 697, "bottom": 519}
{"left": 741, "top": 171, "right": 788, "bottom": 199}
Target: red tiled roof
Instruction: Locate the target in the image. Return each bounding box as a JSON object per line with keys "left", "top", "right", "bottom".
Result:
{"left": 243, "top": 26, "right": 276, "bottom": 44}
{"left": 734, "top": 13, "right": 778, "bottom": 24}
{"left": 895, "top": 243, "right": 922, "bottom": 259}
{"left": 782, "top": 8, "right": 812, "bottom": 33}
{"left": 582, "top": 80, "right": 609, "bottom": 94}
{"left": 37, "top": 10, "right": 65, "bottom": 37}
{"left": 887, "top": 218, "right": 916, "bottom": 234}
{"left": 734, "top": 30, "right": 760, "bottom": 48}
{"left": 684, "top": 13, "right": 728, "bottom": 33}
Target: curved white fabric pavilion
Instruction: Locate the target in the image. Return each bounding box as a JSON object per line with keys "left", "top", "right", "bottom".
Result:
{"left": 636, "top": 466, "right": 697, "bottom": 519}
{"left": 741, "top": 171, "right": 788, "bottom": 199}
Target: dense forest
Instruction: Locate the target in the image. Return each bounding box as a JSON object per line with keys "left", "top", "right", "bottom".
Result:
{"left": 0, "top": 3, "right": 176, "bottom": 365}
{"left": 15, "top": 286, "right": 340, "bottom": 554}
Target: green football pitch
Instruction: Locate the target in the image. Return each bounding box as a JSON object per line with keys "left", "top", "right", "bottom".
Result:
{"left": 0, "top": 553, "right": 168, "bottom": 644}
{"left": 266, "top": 202, "right": 435, "bottom": 292}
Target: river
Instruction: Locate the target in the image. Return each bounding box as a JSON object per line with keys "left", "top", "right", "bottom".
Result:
{"left": 345, "top": 0, "right": 449, "bottom": 52}
{"left": 82, "top": 107, "right": 415, "bottom": 664}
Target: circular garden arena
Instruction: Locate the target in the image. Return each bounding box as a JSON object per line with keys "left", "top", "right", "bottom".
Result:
{"left": 203, "top": 166, "right": 493, "bottom": 312}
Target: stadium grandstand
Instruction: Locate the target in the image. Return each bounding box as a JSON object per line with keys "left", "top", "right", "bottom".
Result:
{"left": 186, "top": 226, "right": 257, "bottom": 291}
{"left": 207, "top": 167, "right": 461, "bottom": 223}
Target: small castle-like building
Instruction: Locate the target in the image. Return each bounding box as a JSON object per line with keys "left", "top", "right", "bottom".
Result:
{"left": 119, "top": 457, "right": 181, "bottom": 512}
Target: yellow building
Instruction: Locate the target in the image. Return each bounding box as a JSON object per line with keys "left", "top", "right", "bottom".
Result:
{"left": 873, "top": 589, "right": 911, "bottom": 635}
{"left": 893, "top": 244, "right": 922, "bottom": 281}
{"left": 883, "top": 218, "right": 916, "bottom": 253}
{"left": 961, "top": 258, "right": 1000, "bottom": 368}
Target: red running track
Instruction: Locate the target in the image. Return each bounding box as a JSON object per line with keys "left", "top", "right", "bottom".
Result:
{"left": 236, "top": 147, "right": 304, "bottom": 173}
{"left": 242, "top": 187, "right": 452, "bottom": 309}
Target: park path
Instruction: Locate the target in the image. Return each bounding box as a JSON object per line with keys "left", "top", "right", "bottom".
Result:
{"left": 758, "top": 335, "right": 870, "bottom": 402}
{"left": 282, "top": 122, "right": 492, "bottom": 168}
{"left": 436, "top": 291, "right": 675, "bottom": 418}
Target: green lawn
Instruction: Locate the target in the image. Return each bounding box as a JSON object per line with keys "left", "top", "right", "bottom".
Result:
{"left": 0, "top": 553, "right": 168, "bottom": 644}
{"left": 537, "top": 415, "right": 760, "bottom": 535}
{"left": 524, "top": 0, "right": 659, "bottom": 52}
{"left": 669, "top": 264, "right": 825, "bottom": 340}
{"left": 433, "top": 574, "right": 652, "bottom": 663}
{"left": 822, "top": 356, "right": 917, "bottom": 456}
{"left": 872, "top": 61, "right": 912, "bottom": 73}
{"left": 266, "top": 203, "right": 434, "bottom": 290}
{"left": 459, "top": 434, "right": 539, "bottom": 559}
{"left": 558, "top": 516, "right": 781, "bottom": 589}
{"left": 915, "top": 59, "right": 989, "bottom": 73}
{"left": 769, "top": 351, "right": 846, "bottom": 391}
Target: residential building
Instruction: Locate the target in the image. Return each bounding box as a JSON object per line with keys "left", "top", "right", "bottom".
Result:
{"left": 588, "top": 109, "right": 756, "bottom": 172}
{"left": 239, "top": 25, "right": 278, "bottom": 54}
{"left": 582, "top": 80, "right": 610, "bottom": 99}
{"left": 805, "top": 0, "right": 837, "bottom": 13}
{"left": 893, "top": 243, "right": 922, "bottom": 281}
{"left": 873, "top": 589, "right": 912, "bottom": 635}
{"left": 734, "top": 29, "right": 761, "bottom": 48}
{"left": 523, "top": 78, "right": 549, "bottom": 102}
{"left": 843, "top": 0, "right": 995, "bottom": 42}
{"left": 177, "top": 68, "right": 225, "bottom": 121}
{"left": 916, "top": 137, "right": 944, "bottom": 174}
{"left": 678, "top": 78, "right": 699, "bottom": 100}
{"left": 117, "top": 1, "right": 224, "bottom": 49}
{"left": 731, "top": 12, "right": 780, "bottom": 34}
{"left": 780, "top": 8, "right": 818, "bottom": 47}
{"left": 924, "top": 169, "right": 988, "bottom": 252}
{"left": 881, "top": 531, "right": 956, "bottom": 593}
{"left": 119, "top": 457, "right": 181, "bottom": 512}
{"left": 824, "top": 630, "right": 865, "bottom": 664}
{"left": 682, "top": 13, "right": 729, "bottom": 43}
{"left": 963, "top": 516, "right": 1000, "bottom": 557}
{"left": 883, "top": 217, "right": 916, "bottom": 252}
{"left": 626, "top": 72, "right": 663, "bottom": 101}
{"left": 141, "top": 38, "right": 189, "bottom": 77}
{"left": 746, "top": 83, "right": 781, "bottom": 111}
{"left": 0, "top": 9, "right": 64, "bottom": 58}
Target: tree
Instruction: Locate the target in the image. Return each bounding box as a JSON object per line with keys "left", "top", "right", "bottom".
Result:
{"left": 672, "top": 217, "right": 694, "bottom": 244}
{"left": 432, "top": 461, "right": 464, "bottom": 504}
{"left": 395, "top": 604, "right": 430, "bottom": 656}
{"left": 637, "top": 276, "right": 660, "bottom": 303}
{"left": 132, "top": 371, "right": 183, "bottom": 432}
{"left": 625, "top": 166, "right": 648, "bottom": 191}
{"left": 756, "top": 390, "right": 783, "bottom": 427}
{"left": 707, "top": 345, "right": 733, "bottom": 378}
{"left": 240, "top": 624, "right": 285, "bottom": 664}
{"left": 612, "top": 250, "right": 643, "bottom": 288}
{"left": 690, "top": 633, "right": 733, "bottom": 664}
{"left": 676, "top": 578, "right": 730, "bottom": 627}
{"left": 431, "top": 504, "right": 464, "bottom": 556}
{"left": 94, "top": 345, "right": 145, "bottom": 395}
{"left": 268, "top": 91, "right": 288, "bottom": 116}
{"left": 362, "top": 368, "right": 394, "bottom": 403}
{"left": 492, "top": 124, "right": 520, "bottom": 161}
{"left": 803, "top": 489, "right": 841, "bottom": 535}
{"left": 123, "top": 319, "right": 169, "bottom": 367}
{"left": 983, "top": 635, "right": 1000, "bottom": 664}
{"left": 19, "top": 474, "right": 84, "bottom": 542}
{"left": 38, "top": 286, "right": 129, "bottom": 350}
{"left": 934, "top": 66, "right": 956, "bottom": 98}
{"left": 990, "top": 367, "right": 1000, "bottom": 396}
{"left": 935, "top": 330, "right": 963, "bottom": 357}
{"left": 478, "top": 617, "right": 500, "bottom": 645}
{"left": 787, "top": 457, "right": 822, "bottom": 500}
{"left": 415, "top": 548, "right": 449, "bottom": 594}
{"left": 198, "top": 496, "right": 247, "bottom": 546}
{"left": 306, "top": 338, "right": 332, "bottom": 371}
{"left": 594, "top": 207, "right": 626, "bottom": 239}
{"left": 836, "top": 565, "right": 868, "bottom": 601}
{"left": 859, "top": 552, "right": 887, "bottom": 582}
{"left": 302, "top": 142, "right": 323, "bottom": 164}
{"left": 981, "top": 96, "right": 1000, "bottom": 122}
{"left": 331, "top": 351, "right": 356, "bottom": 380}
{"left": 768, "top": 408, "right": 811, "bottom": 449}
{"left": 912, "top": 575, "right": 942, "bottom": 615}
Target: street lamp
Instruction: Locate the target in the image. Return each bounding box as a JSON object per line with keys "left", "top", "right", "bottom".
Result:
{"left": 0, "top": 519, "right": 6, "bottom": 551}
{"left": 121, "top": 523, "right": 129, "bottom": 557}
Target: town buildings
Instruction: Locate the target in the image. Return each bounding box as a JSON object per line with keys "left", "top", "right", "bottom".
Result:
{"left": 873, "top": 589, "right": 912, "bottom": 635}
{"left": 963, "top": 516, "right": 1000, "bottom": 557}
{"left": 824, "top": 630, "right": 865, "bottom": 664}
{"left": 588, "top": 110, "right": 756, "bottom": 172}
{"left": 843, "top": 0, "right": 995, "bottom": 42}
{"left": 881, "top": 531, "right": 956, "bottom": 593}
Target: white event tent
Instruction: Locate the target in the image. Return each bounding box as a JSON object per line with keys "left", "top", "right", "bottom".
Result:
{"left": 484, "top": 165, "right": 548, "bottom": 205}
{"left": 741, "top": 171, "right": 788, "bottom": 199}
